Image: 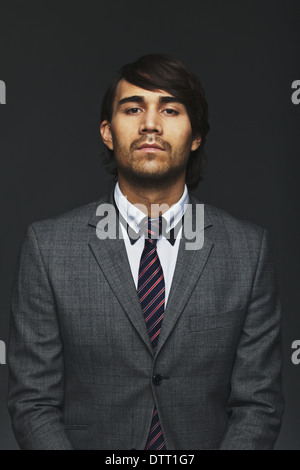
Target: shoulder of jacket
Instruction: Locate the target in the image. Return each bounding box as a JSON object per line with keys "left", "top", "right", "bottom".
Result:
{"left": 27, "top": 199, "right": 100, "bottom": 236}
{"left": 189, "top": 194, "right": 266, "bottom": 239}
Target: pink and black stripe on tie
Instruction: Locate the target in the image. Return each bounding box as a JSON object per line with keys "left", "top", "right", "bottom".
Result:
{"left": 137, "top": 217, "right": 166, "bottom": 450}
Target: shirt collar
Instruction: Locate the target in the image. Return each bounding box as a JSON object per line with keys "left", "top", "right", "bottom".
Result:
{"left": 114, "top": 182, "right": 189, "bottom": 245}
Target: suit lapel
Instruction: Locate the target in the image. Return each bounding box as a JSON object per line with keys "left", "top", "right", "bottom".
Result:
{"left": 155, "top": 195, "right": 214, "bottom": 357}
{"left": 88, "top": 189, "right": 153, "bottom": 355}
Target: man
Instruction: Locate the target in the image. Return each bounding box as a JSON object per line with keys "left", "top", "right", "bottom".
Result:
{"left": 7, "top": 54, "right": 284, "bottom": 450}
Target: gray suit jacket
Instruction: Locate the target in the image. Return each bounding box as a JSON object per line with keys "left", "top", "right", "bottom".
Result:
{"left": 7, "top": 189, "right": 284, "bottom": 450}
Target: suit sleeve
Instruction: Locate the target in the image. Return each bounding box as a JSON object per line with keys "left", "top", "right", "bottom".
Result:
{"left": 219, "top": 228, "right": 284, "bottom": 450}
{"left": 7, "top": 224, "right": 73, "bottom": 450}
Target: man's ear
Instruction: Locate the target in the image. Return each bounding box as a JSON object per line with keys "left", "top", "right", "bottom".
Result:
{"left": 191, "top": 135, "right": 202, "bottom": 152}
{"left": 100, "top": 120, "right": 114, "bottom": 150}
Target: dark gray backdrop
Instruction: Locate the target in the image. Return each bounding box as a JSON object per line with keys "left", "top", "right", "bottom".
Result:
{"left": 0, "top": 0, "right": 299, "bottom": 450}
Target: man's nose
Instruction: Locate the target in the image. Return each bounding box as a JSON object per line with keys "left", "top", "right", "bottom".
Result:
{"left": 138, "top": 110, "right": 163, "bottom": 135}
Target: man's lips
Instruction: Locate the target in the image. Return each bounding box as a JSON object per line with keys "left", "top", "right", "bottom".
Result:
{"left": 136, "top": 143, "right": 165, "bottom": 152}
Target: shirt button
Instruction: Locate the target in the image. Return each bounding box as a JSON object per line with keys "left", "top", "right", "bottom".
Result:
{"left": 152, "top": 374, "right": 163, "bottom": 386}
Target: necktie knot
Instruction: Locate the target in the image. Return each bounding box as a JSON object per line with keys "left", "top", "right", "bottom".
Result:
{"left": 144, "top": 216, "right": 162, "bottom": 244}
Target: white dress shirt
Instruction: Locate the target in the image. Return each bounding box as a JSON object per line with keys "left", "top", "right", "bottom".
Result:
{"left": 114, "top": 182, "right": 189, "bottom": 306}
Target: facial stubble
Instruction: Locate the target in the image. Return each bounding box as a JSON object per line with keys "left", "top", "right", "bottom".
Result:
{"left": 112, "top": 139, "right": 192, "bottom": 191}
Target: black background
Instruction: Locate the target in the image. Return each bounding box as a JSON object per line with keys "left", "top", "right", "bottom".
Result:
{"left": 0, "top": 0, "right": 299, "bottom": 449}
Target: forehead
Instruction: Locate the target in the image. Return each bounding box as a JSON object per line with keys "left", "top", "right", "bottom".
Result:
{"left": 114, "top": 79, "right": 175, "bottom": 105}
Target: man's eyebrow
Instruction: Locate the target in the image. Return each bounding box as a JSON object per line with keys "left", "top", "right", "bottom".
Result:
{"left": 118, "top": 95, "right": 144, "bottom": 106}
{"left": 159, "top": 96, "right": 184, "bottom": 105}
{"left": 117, "top": 95, "right": 184, "bottom": 107}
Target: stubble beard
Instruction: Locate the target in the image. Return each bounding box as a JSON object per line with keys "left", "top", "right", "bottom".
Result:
{"left": 113, "top": 144, "right": 191, "bottom": 191}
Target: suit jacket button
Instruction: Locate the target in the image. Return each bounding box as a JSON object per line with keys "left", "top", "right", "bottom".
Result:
{"left": 153, "top": 374, "right": 162, "bottom": 386}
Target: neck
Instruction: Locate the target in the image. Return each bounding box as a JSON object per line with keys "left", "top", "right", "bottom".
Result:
{"left": 118, "top": 176, "right": 185, "bottom": 218}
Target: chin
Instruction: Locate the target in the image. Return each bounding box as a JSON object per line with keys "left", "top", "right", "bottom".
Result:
{"left": 124, "top": 167, "right": 185, "bottom": 189}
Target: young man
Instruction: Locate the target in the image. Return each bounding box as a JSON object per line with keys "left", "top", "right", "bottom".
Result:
{"left": 7, "top": 54, "right": 284, "bottom": 450}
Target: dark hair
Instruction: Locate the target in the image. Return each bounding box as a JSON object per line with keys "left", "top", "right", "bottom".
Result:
{"left": 100, "top": 53, "right": 210, "bottom": 191}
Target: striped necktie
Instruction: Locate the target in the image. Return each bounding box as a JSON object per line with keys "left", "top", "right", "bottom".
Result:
{"left": 137, "top": 217, "right": 166, "bottom": 450}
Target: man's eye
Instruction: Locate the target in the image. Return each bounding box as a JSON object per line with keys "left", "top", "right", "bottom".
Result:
{"left": 163, "top": 109, "right": 179, "bottom": 115}
{"left": 125, "top": 108, "right": 141, "bottom": 114}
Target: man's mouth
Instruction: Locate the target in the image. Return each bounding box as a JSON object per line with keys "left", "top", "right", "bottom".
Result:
{"left": 136, "top": 143, "right": 165, "bottom": 152}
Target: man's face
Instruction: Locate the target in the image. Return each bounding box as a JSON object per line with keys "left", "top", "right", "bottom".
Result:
{"left": 100, "top": 79, "right": 201, "bottom": 188}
